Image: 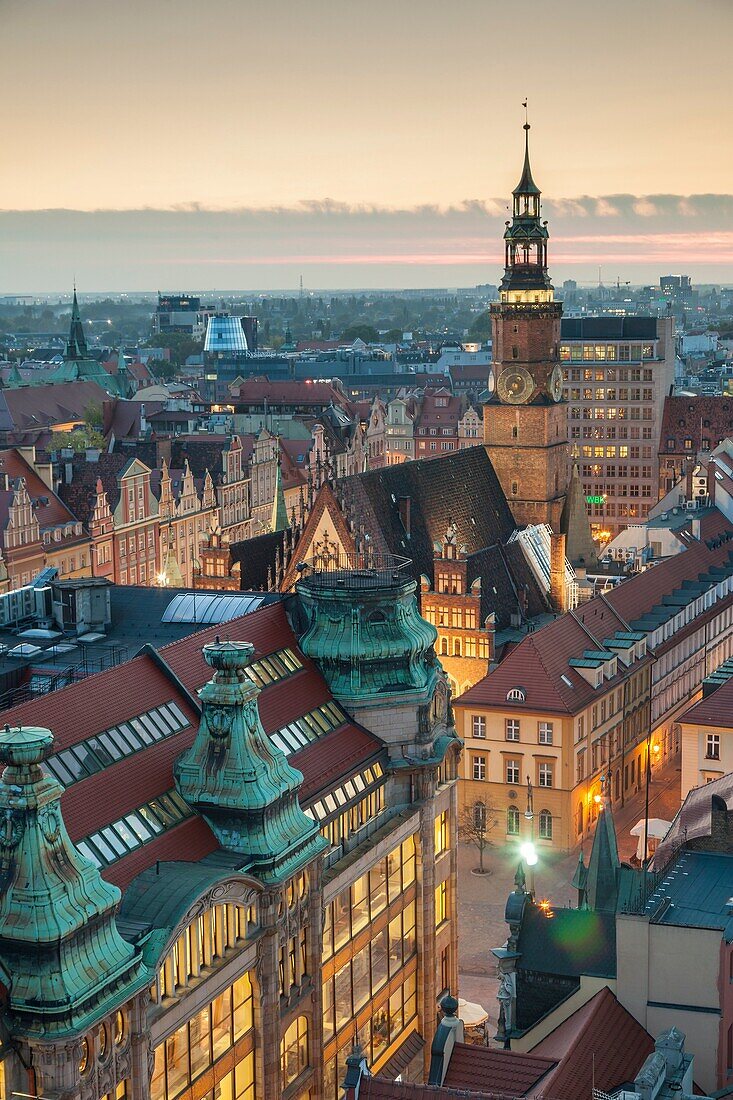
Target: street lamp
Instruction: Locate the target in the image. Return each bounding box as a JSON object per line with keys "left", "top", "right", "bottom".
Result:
{"left": 523, "top": 778, "right": 536, "bottom": 897}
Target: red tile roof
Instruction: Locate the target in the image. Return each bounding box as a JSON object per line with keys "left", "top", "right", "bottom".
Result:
{"left": 230, "top": 377, "right": 354, "bottom": 414}
{"left": 681, "top": 677, "right": 733, "bottom": 727}
{"left": 443, "top": 1046, "right": 555, "bottom": 1095}
{"left": 0, "top": 449, "right": 78, "bottom": 530}
{"left": 457, "top": 601, "right": 640, "bottom": 716}
{"left": 660, "top": 395, "right": 733, "bottom": 455}
{"left": 530, "top": 987, "right": 654, "bottom": 1098}
{"left": 2, "top": 599, "right": 384, "bottom": 887}
{"left": 458, "top": 510, "right": 733, "bottom": 715}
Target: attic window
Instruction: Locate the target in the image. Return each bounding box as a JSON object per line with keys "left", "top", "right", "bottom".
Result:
{"left": 506, "top": 688, "right": 526, "bottom": 703}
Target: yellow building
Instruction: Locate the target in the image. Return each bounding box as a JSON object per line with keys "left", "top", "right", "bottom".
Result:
{"left": 454, "top": 595, "right": 653, "bottom": 852}
{"left": 679, "top": 659, "right": 733, "bottom": 798}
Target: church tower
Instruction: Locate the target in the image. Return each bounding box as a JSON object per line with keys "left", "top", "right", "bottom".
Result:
{"left": 484, "top": 119, "right": 568, "bottom": 530}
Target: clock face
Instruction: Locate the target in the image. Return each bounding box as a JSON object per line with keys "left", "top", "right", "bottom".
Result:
{"left": 497, "top": 366, "right": 533, "bottom": 405}
{"left": 549, "top": 365, "right": 564, "bottom": 403}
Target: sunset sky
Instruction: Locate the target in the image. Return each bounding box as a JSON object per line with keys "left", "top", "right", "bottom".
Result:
{"left": 2, "top": 0, "right": 732, "bottom": 290}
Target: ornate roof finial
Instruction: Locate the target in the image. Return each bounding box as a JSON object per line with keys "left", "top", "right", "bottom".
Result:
{"left": 514, "top": 99, "right": 540, "bottom": 198}
{"left": 174, "top": 641, "right": 326, "bottom": 883}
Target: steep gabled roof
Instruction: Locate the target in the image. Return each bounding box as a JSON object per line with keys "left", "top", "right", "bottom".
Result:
{"left": 530, "top": 987, "right": 654, "bottom": 1098}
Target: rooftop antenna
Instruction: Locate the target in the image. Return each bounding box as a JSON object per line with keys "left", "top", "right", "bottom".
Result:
{"left": 299, "top": 274, "right": 304, "bottom": 300}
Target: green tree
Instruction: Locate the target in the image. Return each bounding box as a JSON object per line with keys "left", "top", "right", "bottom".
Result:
{"left": 468, "top": 311, "right": 492, "bottom": 342}
{"left": 84, "top": 402, "right": 104, "bottom": 430}
{"left": 342, "top": 323, "right": 379, "bottom": 343}
{"left": 145, "top": 331, "right": 203, "bottom": 368}
{"left": 51, "top": 426, "right": 105, "bottom": 453}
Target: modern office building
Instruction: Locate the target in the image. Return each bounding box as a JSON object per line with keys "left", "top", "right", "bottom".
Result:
{"left": 0, "top": 561, "right": 460, "bottom": 1100}
{"left": 559, "top": 316, "right": 675, "bottom": 541}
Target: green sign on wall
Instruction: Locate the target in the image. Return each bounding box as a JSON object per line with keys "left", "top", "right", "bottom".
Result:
{"left": 585, "top": 495, "right": 606, "bottom": 505}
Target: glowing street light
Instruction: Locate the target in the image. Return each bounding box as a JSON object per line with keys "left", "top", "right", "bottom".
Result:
{"left": 519, "top": 841, "right": 538, "bottom": 866}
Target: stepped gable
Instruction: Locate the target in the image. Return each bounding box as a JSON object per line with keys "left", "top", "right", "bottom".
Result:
{"left": 56, "top": 451, "right": 134, "bottom": 521}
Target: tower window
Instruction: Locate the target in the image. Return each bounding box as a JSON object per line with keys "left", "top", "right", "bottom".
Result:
{"left": 512, "top": 346, "right": 519, "bottom": 360}
{"left": 512, "top": 426, "right": 518, "bottom": 440}
{"left": 511, "top": 481, "right": 518, "bottom": 496}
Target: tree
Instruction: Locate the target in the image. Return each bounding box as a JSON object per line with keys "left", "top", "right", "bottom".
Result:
{"left": 342, "top": 323, "right": 379, "bottom": 344}
{"left": 84, "top": 402, "right": 104, "bottom": 430}
{"left": 458, "top": 799, "right": 498, "bottom": 874}
{"left": 51, "top": 426, "right": 105, "bottom": 453}
{"left": 468, "top": 311, "right": 492, "bottom": 342}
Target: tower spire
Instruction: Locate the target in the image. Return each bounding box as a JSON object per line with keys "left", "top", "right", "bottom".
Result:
{"left": 65, "top": 285, "right": 88, "bottom": 361}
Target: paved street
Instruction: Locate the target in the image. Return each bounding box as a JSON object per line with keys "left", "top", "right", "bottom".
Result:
{"left": 456, "top": 754, "right": 683, "bottom": 1034}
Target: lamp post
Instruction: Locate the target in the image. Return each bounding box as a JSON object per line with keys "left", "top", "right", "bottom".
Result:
{"left": 521, "top": 777, "right": 537, "bottom": 898}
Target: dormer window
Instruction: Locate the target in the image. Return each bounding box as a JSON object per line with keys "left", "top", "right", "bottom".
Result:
{"left": 506, "top": 687, "right": 526, "bottom": 703}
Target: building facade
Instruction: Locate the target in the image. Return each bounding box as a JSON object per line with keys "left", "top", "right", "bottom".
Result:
{"left": 0, "top": 566, "right": 460, "bottom": 1100}
{"left": 454, "top": 596, "right": 652, "bottom": 851}
{"left": 419, "top": 528, "right": 494, "bottom": 696}
{"left": 560, "top": 316, "right": 675, "bottom": 541}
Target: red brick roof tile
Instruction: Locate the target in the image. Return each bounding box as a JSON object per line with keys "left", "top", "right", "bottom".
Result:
{"left": 443, "top": 1045, "right": 555, "bottom": 1095}
{"left": 531, "top": 987, "right": 654, "bottom": 1098}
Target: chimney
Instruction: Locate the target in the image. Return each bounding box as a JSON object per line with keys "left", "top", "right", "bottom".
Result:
{"left": 550, "top": 532, "right": 567, "bottom": 614}
{"left": 85, "top": 448, "right": 100, "bottom": 463}
{"left": 398, "top": 496, "right": 411, "bottom": 537}
{"left": 156, "top": 436, "right": 172, "bottom": 468}
{"left": 685, "top": 458, "right": 694, "bottom": 502}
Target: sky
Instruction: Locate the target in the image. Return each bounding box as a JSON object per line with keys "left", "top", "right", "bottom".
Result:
{"left": 2, "top": 0, "right": 732, "bottom": 291}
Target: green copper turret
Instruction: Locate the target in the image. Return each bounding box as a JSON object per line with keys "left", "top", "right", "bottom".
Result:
{"left": 174, "top": 640, "right": 326, "bottom": 884}
{"left": 0, "top": 725, "right": 144, "bottom": 1038}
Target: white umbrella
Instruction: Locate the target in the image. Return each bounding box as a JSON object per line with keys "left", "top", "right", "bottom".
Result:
{"left": 458, "top": 998, "right": 489, "bottom": 1027}
{"left": 630, "top": 818, "right": 671, "bottom": 861}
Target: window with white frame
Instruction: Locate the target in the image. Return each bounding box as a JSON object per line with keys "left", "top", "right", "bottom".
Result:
{"left": 538, "top": 762, "right": 553, "bottom": 787}
{"left": 506, "top": 718, "right": 520, "bottom": 742}
{"left": 507, "top": 807, "right": 520, "bottom": 835}
{"left": 538, "top": 809, "right": 553, "bottom": 840}
{"left": 538, "top": 721, "right": 553, "bottom": 745}
{"left": 706, "top": 733, "right": 721, "bottom": 760}
{"left": 505, "top": 759, "right": 520, "bottom": 785}
{"left": 472, "top": 755, "right": 486, "bottom": 781}
{"left": 472, "top": 715, "right": 487, "bottom": 739}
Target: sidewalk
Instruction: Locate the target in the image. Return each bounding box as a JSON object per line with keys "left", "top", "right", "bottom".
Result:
{"left": 456, "top": 753, "right": 682, "bottom": 1032}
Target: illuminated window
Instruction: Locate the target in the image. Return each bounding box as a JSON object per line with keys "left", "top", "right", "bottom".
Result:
{"left": 435, "top": 880, "right": 449, "bottom": 927}
{"left": 434, "top": 811, "right": 449, "bottom": 855}
{"left": 538, "top": 809, "right": 553, "bottom": 840}
{"left": 281, "top": 1016, "right": 309, "bottom": 1091}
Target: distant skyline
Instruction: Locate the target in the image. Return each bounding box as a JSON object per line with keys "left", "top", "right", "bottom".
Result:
{"left": 2, "top": 0, "right": 732, "bottom": 290}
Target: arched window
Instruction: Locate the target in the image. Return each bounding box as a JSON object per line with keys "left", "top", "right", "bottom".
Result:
{"left": 538, "top": 809, "right": 553, "bottom": 840}
{"left": 453, "top": 638, "right": 461, "bottom": 656}
{"left": 512, "top": 425, "right": 519, "bottom": 440}
{"left": 440, "top": 637, "right": 449, "bottom": 656}
{"left": 506, "top": 687, "right": 526, "bottom": 703}
{"left": 512, "top": 346, "right": 519, "bottom": 360}
{"left": 281, "top": 1015, "right": 309, "bottom": 1090}
{"left": 577, "top": 801, "right": 584, "bottom": 835}
{"left": 473, "top": 801, "right": 487, "bottom": 830}
{"left": 507, "top": 807, "right": 520, "bottom": 836}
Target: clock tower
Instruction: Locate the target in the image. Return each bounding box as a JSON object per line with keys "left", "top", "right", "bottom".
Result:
{"left": 484, "top": 120, "right": 568, "bottom": 530}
